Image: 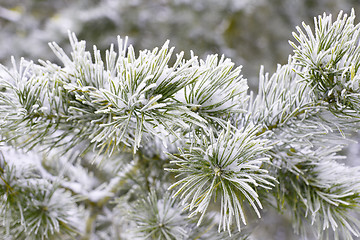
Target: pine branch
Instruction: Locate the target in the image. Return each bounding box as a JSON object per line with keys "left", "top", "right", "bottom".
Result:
{"left": 2, "top": 8, "right": 360, "bottom": 240}
{"left": 0, "top": 147, "right": 82, "bottom": 239}
{"left": 167, "top": 123, "right": 275, "bottom": 234}
{"left": 290, "top": 9, "right": 360, "bottom": 117}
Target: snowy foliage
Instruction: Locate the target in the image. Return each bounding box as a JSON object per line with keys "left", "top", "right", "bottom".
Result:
{"left": 1, "top": 9, "right": 360, "bottom": 240}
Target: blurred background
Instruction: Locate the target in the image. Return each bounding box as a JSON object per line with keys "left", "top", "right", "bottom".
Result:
{"left": 1, "top": 0, "right": 360, "bottom": 239}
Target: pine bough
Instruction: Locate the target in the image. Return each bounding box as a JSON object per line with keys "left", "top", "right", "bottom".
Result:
{"left": 1, "top": 10, "right": 360, "bottom": 240}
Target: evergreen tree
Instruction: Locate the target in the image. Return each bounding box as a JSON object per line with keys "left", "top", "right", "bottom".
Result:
{"left": 1, "top": 9, "right": 360, "bottom": 240}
